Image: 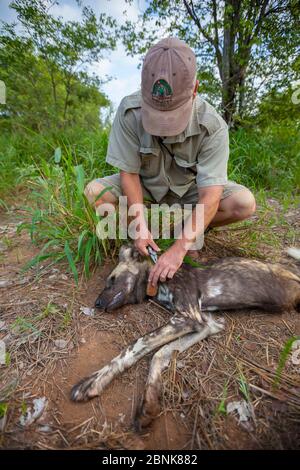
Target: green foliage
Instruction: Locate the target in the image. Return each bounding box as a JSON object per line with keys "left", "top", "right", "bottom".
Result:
{"left": 0, "top": 0, "right": 298, "bottom": 283}
{"left": 9, "top": 303, "right": 74, "bottom": 337}
{"left": 37, "top": 302, "right": 60, "bottom": 321}
{"left": 64, "top": 240, "right": 79, "bottom": 285}
{"left": 11, "top": 316, "right": 40, "bottom": 335}
{"left": 5, "top": 352, "right": 11, "bottom": 367}
{"left": 216, "top": 381, "right": 228, "bottom": 416}
{"left": 238, "top": 372, "right": 250, "bottom": 402}
{"left": 228, "top": 124, "right": 300, "bottom": 194}
{"left": 273, "top": 336, "right": 300, "bottom": 389}
{"left": 17, "top": 140, "right": 120, "bottom": 278}
{"left": 0, "top": 403, "right": 8, "bottom": 419}
{"left": 122, "top": 0, "right": 300, "bottom": 124}
{"left": 1, "top": 116, "right": 298, "bottom": 280}
{"left": 183, "top": 255, "right": 205, "bottom": 268}
{"left": 197, "top": 68, "right": 222, "bottom": 110}
{"left": 0, "top": 0, "right": 117, "bottom": 132}
{"left": 20, "top": 401, "right": 27, "bottom": 416}
{"left": 0, "top": 122, "right": 117, "bottom": 278}
{"left": 256, "top": 85, "right": 300, "bottom": 125}
{"left": 0, "top": 126, "right": 110, "bottom": 198}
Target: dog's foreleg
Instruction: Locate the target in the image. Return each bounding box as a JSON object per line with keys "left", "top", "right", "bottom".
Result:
{"left": 71, "top": 316, "right": 197, "bottom": 402}
{"left": 135, "top": 314, "right": 225, "bottom": 430}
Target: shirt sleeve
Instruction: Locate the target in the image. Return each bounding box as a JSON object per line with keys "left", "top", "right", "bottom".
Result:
{"left": 106, "top": 107, "right": 141, "bottom": 173}
{"left": 196, "top": 125, "right": 229, "bottom": 188}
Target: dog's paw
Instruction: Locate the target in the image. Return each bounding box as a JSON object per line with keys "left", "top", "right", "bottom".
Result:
{"left": 134, "top": 399, "right": 161, "bottom": 433}
{"left": 134, "top": 384, "right": 161, "bottom": 432}
{"left": 201, "top": 311, "right": 225, "bottom": 332}
{"left": 70, "top": 373, "right": 99, "bottom": 402}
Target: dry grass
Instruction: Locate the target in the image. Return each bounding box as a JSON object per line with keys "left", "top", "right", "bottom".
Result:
{"left": 0, "top": 200, "right": 300, "bottom": 449}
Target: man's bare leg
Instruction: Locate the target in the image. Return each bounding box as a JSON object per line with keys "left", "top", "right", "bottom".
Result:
{"left": 84, "top": 180, "right": 117, "bottom": 207}
{"left": 210, "top": 189, "right": 256, "bottom": 227}
{"left": 84, "top": 181, "right": 256, "bottom": 228}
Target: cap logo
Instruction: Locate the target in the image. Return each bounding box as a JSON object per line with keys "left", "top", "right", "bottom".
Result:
{"left": 152, "top": 79, "right": 173, "bottom": 108}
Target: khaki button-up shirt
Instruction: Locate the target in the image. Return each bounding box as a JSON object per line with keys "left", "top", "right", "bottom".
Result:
{"left": 106, "top": 90, "right": 229, "bottom": 202}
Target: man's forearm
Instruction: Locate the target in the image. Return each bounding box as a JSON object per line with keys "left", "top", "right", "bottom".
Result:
{"left": 147, "top": 186, "right": 223, "bottom": 286}
{"left": 174, "top": 187, "right": 223, "bottom": 253}
{"left": 120, "top": 171, "right": 160, "bottom": 255}
{"left": 120, "top": 171, "right": 148, "bottom": 234}
{"left": 120, "top": 171, "right": 144, "bottom": 206}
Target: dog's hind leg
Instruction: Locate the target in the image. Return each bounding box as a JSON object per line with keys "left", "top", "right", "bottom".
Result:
{"left": 134, "top": 314, "right": 225, "bottom": 430}
{"left": 71, "top": 316, "right": 198, "bottom": 402}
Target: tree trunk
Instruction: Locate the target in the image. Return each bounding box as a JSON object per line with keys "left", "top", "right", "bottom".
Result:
{"left": 221, "top": 0, "right": 238, "bottom": 126}
{"left": 238, "top": 74, "right": 246, "bottom": 119}
{"left": 222, "top": 80, "right": 237, "bottom": 127}
{"left": 183, "top": 0, "right": 271, "bottom": 126}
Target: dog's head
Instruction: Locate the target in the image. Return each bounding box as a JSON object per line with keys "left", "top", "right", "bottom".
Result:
{"left": 95, "top": 244, "right": 151, "bottom": 311}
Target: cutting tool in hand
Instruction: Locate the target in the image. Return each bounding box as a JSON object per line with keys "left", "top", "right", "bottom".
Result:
{"left": 147, "top": 245, "right": 158, "bottom": 264}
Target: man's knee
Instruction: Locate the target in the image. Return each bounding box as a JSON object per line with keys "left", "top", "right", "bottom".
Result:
{"left": 84, "top": 180, "right": 101, "bottom": 205}
{"left": 229, "top": 189, "right": 256, "bottom": 221}
{"left": 84, "top": 179, "right": 117, "bottom": 207}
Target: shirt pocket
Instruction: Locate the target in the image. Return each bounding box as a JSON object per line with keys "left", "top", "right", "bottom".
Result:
{"left": 139, "top": 147, "right": 160, "bottom": 177}
{"left": 173, "top": 155, "right": 197, "bottom": 176}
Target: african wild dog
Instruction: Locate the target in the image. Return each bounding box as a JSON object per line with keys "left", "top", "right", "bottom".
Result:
{"left": 71, "top": 245, "right": 300, "bottom": 430}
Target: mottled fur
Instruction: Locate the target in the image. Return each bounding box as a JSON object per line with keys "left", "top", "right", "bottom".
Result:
{"left": 71, "top": 244, "right": 300, "bottom": 430}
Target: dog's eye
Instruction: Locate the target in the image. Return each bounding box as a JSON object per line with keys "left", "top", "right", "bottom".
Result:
{"left": 110, "top": 275, "right": 116, "bottom": 285}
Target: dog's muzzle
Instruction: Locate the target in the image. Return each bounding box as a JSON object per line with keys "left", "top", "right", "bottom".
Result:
{"left": 95, "top": 290, "right": 126, "bottom": 312}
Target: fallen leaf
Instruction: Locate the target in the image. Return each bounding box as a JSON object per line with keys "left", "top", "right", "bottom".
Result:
{"left": 19, "top": 397, "right": 47, "bottom": 427}
{"left": 54, "top": 339, "right": 68, "bottom": 349}
{"left": 227, "top": 400, "right": 254, "bottom": 422}
{"left": 80, "top": 306, "right": 95, "bottom": 317}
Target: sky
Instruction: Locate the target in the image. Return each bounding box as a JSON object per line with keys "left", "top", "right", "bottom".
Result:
{"left": 0, "top": 0, "right": 148, "bottom": 110}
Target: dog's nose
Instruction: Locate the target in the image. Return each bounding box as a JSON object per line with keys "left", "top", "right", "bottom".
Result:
{"left": 95, "top": 296, "right": 107, "bottom": 309}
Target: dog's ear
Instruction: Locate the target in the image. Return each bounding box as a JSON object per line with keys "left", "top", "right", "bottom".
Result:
{"left": 135, "top": 263, "right": 149, "bottom": 303}
{"left": 130, "top": 245, "right": 142, "bottom": 261}
{"left": 119, "top": 244, "right": 132, "bottom": 262}
{"left": 119, "top": 243, "right": 145, "bottom": 263}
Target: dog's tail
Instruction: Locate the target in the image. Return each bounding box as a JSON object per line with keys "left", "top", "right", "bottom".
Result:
{"left": 286, "top": 247, "right": 300, "bottom": 261}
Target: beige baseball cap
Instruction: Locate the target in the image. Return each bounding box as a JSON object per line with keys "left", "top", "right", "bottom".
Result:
{"left": 141, "top": 37, "right": 197, "bottom": 137}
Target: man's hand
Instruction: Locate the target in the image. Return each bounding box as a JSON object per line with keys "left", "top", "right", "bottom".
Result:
{"left": 147, "top": 186, "right": 223, "bottom": 287}
{"left": 148, "top": 242, "right": 186, "bottom": 287}
{"left": 134, "top": 231, "right": 160, "bottom": 256}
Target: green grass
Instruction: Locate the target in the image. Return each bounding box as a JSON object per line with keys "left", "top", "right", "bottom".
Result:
{"left": 229, "top": 124, "right": 300, "bottom": 195}
{"left": 0, "top": 126, "right": 112, "bottom": 200}
{"left": 0, "top": 127, "right": 122, "bottom": 278}
{"left": 10, "top": 303, "right": 77, "bottom": 336}
{"left": 238, "top": 372, "right": 250, "bottom": 402}
{"left": 17, "top": 150, "right": 121, "bottom": 280}
{"left": 216, "top": 381, "right": 228, "bottom": 416}
{"left": 273, "top": 336, "right": 300, "bottom": 389}
{"left": 0, "top": 121, "right": 298, "bottom": 277}
{"left": 0, "top": 403, "right": 8, "bottom": 419}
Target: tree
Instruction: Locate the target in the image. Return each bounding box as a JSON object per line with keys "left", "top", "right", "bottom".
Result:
{"left": 0, "top": 0, "right": 117, "bottom": 131}
{"left": 122, "top": 0, "right": 300, "bottom": 126}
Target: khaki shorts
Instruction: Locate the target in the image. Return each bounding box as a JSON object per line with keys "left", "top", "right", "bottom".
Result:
{"left": 96, "top": 173, "right": 247, "bottom": 206}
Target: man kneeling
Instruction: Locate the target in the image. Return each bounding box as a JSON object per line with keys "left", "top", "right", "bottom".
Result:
{"left": 85, "top": 38, "right": 256, "bottom": 287}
